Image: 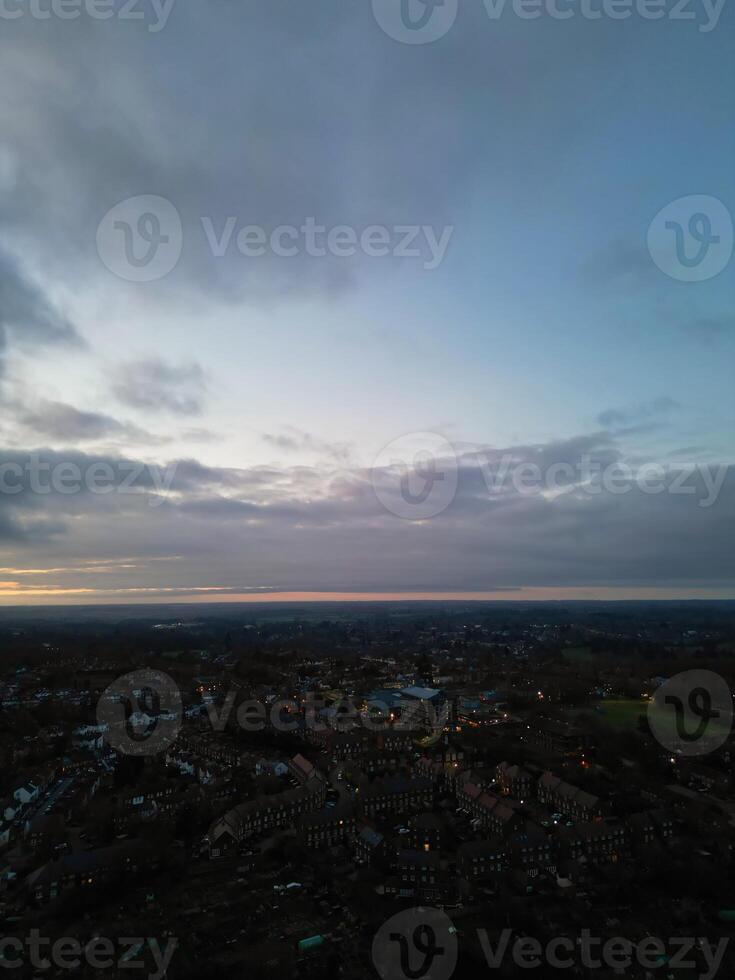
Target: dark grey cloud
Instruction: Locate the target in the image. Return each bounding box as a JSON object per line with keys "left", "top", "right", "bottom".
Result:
{"left": 19, "top": 399, "right": 163, "bottom": 445}
{"left": 0, "top": 3, "right": 633, "bottom": 304}
{"left": 0, "top": 434, "right": 732, "bottom": 595}
{"left": 111, "top": 359, "right": 206, "bottom": 415}
{"left": 0, "top": 249, "right": 83, "bottom": 356}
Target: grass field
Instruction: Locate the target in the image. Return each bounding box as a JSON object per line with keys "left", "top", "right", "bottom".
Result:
{"left": 589, "top": 697, "right": 733, "bottom": 741}
{"left": 592, "top": 698, "right": 648, "bottom": 731}
{"left": 563, "top": 646, "right": 597, "bottom": 663}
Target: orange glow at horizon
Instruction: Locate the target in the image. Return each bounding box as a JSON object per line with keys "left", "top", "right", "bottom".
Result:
{"left": 0, "top": 586, "right": 733, "bottom": 606}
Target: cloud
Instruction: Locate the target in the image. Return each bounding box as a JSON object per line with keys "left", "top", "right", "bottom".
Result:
{"left": 0, "top": 4, "right": 632, "bottom": 305}
{"left": 0, "top": 433, "right": 732, "bottom": 596}
{"left": 597, "top": 398, "right": 681, "bottom": 435}
{"left": 111, "top": 358, "right": 207, "bottom": 416}
{"left": 0, "top": 250, "right": 84, "bottom": 386}
{"left": 179, "top": 428, "right": 222, "bottom": 444}
{"left": 262, "top": 426, "right": 352, "bottom": 463}
{"left": 18, "top": 399, "right": 163, "bottom": 446}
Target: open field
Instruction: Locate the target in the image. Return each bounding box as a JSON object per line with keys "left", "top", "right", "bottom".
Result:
{"left": 592, "top": 698, "right": 648, "bottom": 731}
{"left": 563, "top": 646, "right": 597, "bottom": 663}
{"left": 587, "top": 698, "right": 733, "bottom": 741}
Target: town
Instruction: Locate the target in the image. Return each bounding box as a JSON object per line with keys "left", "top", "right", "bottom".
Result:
{"left": 0, "top": 600, "right": 734, "bottom": 977}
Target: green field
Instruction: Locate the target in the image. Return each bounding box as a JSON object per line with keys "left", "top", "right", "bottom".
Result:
{"left": 588, "top": 698, "right": 733, "bottom": 741}
{"left": 563, "top": 646, "right": 597, "bottom": 663}
{"left": 592, "top": 698, "right": 648, "bottom": 731}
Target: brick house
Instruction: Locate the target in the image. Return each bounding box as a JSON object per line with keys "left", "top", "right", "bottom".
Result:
{"left": 206, "top": 778, "right": 326, "bottom": 857}
{"left": 496, "top": 762, "right": 534, "bottom": 802}
{"left": 297, "top": 804, "right": 356, "bottom": 848}
{"left": 457, "top": 839, "right": 508, "bottom": 880}
{"left": 358, "top": 777, "right": 433, "bottom": 819}
{"left": 538, "top": 772, "right": 602, "bottom": 822}
{"left": 408, "top": 812, "right": 445, "bottom": 853}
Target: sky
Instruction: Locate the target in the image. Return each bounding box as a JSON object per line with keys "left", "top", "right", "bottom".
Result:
{"left": 0, "top": 0, "right": 733, "bottom": 604}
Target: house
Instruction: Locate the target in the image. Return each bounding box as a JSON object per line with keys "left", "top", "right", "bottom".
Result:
{"left": 537, "top": 772, "right": 602, "bottom": 822}
{"left": 626, "top": 812, "right": 657, "bottom": 855}
{"left": 206, "top": 778, "right": 326, "bottom": 857}
{"left": 387, "top": 849, "right": 457, "bottom": 903}
{"left": 255, "top": 759, "right": 289, "bottom": 777}
{"left": 415, "top": 755, "right": 457, "bottom": 783}
{"left": 457, "top": 839, "right": 507, "bottom": 880}
{"left": 308, "top": 728, "right": 414, "bottom": 761}
{"left": 24, "top": 841, "right": 153, "bottom": 905}
{"left": 72, "top": 725, "right": 107, "bottom": 751}
{"left": 355, "top": 824, "right": 389, "bottom": 867}
{"left": 558, "top": 821, "right": 627, "bottom": 864}
{"left": 297, "top": 803, "right": 355, "bottom": 848}
{"left": 526, "top": 721, "right": 585, "bottom": 756}
{"left": 457, "top": 780, "right": 483, "bottom": 811}
{"left": 358, "top": 777, "right": 433, "bottom": 819}
{"left": 508, "top": 824, "right": 555, "bottom": 876}
{"left": 496, "top": 762, "right": 534, "bottom": 802}
{"left": 13, "top": 782, "right": 40, "bottom": 807}
{"left": 0, "top": 798, "right": 19, "bottom": 824}
{"left": 476, "top": 794, "right": 524, "bottom": 838}
{"left": 649, "top": 809, "right": 675, "bottom": 841}
{"left": 408, "top": 812, "right": 445, "bottom": 853}
{"left": 461, "top": 787, "right": 524, "bottom": 838}
{"left": 24, "top": 814, "right": 66, "bottom": 852}
{"left": 289, "top": 754, "right": 317, "bottom": 784}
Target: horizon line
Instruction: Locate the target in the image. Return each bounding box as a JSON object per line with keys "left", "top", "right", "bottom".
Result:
{"left": 0, "top": 587, "right": 734, "bottom": 609}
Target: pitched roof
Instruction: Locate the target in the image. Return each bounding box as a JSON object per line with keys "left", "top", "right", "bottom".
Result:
{"left": 291, "top": 754, "right": 314, "bottom": 777}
